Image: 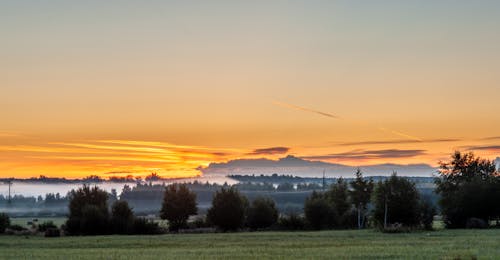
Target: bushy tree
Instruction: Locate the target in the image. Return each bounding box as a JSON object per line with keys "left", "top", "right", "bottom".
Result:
{"left": 111, "top": 200, "right": 134, "bottom": 234}
{"left": 349, "top": 169, "right": 374, "bottom": 229}
{"left": 327, "top": 178, "right": 351, "bottom": 227}
{"left": 304, "top": 191, "right": 337, "bottom": 230}
{"left": 65, "top": 185, "right": 109, "bottom": 235}
{"left": 0, "top": 213, "right": 10, "bottom": 233}
{"left": 207, "top": 187, "right": 248, "bottom": 231}
{"left": 435, "top": 151, "right": 500, "bottom": 228}
{"left": 246, "top": 197, "right": 278, "bottom": 230}
{"left": 160, "top": 184, "right": 197, "bottom": 232}
{"left": 372, "top": 173, "right": 421, "bottom": 228}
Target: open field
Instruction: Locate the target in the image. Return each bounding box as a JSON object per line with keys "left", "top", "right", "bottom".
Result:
{"left": 0, "top": 229, "right": 499, "bottom": 259}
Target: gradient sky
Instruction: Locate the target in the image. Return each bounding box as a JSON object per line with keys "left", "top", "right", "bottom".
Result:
{"left": 1, "top": 1, "right": 500, "bottom": 178}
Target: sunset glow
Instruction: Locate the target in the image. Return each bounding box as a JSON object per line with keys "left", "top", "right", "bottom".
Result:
{"left": 1, "top": 1, "right": 500, "bottom": 179}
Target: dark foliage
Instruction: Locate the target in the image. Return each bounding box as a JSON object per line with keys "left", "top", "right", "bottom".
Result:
{"left": 304, "top": 191, "right": 337, "bottom": 230}
{"left": 327, "top": 178, "right": 351, "bottom": 227}
{"left": 0, "top": 213, "right": 10, "bottom": 233}
{"left": 207, "top": 187, "right": 248, "bottom": 231}
{"left": 372, "top": 173, "right": 421, "bottom": 228}
{"left": 246, "top": 197, "right": 279, "bottom": 230}
{"left": 420, "top": 198, "right": 437, "bottom": 230}
{"left": 38, "top": 221, "right": 57, "bottom": 232}
{"left": 435, "top": 151, "right": 500, "bottom": 228}
{"left": 160, "top": 184, "right": 197, "bottom": 232}
{"left": 111, "top": 200, "right": 134, "bottom": 234}
{"left": 349, "top": 169, "right": 374, "bottom": 229}
{"left": 278, "top": 213, "right": 306, "bottom": 230}
{"left": 132, "top": 218, "right": 162, "bottom": 235}
{"left": 44, "top": 228, "right": 61, "bottom": 237}
{"left": 65, "top": 185, "right": 109, "bottom": 235}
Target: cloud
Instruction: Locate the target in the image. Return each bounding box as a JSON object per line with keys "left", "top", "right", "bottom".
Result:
{"left": 249, "top": 147, "right": 290, "bottom": 155}
{"left": 302, "top": 149, "right": 426, "bottom": 161}
{"left": 480, "top": 136, "right": 500, "bottom": 141}
{"left": 273, "top": 101, "right": 340, "bottom": 119}
{"left": 273, "top": 100, "right": 422, "bottom": 141}
{"left": 338, "top": 138, "right": 460, "bottom": 146}
{"left": 464, "top": 145, "right": 500, "bottom": 151}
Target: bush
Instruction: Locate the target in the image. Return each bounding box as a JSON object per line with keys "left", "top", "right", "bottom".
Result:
{"left": 38, "top": 221, "right": 57, "bottom": 232}
{"left": 278, "top": 213, "right": 306, "bottom": 231}
{"left": 111, "top": 200, "right": 134, "bottom": 234}
{"left": 8, "top": 224, "right": 27, "bottom": 232}
{"left": 44, "top": 228, "right": 61, "bottom": 237}
{"left": 420, "top": 198, "right": 437, "bottom": 230}
{"left": 466, "top": 218, "right": 488, "bottom": 229}
{"left": 207, "top": 187, "right": 248, "bottom": 231}
{"left": 246, "top": 197, "right": 279, "bottom": 230}
{"left": 304, "top": 192, "right": 337, "bottom": 230}
{"left": 132, "top": 218, "right": 162, "bottom": 235}
{"left": 188, "top": 216, "right": 211, "bottom": 229}
{"left": 0, "top": 213, "right": 10, "bottom": 233}
{"left": 160, "top": 184, "right": 197, "bottom": 232}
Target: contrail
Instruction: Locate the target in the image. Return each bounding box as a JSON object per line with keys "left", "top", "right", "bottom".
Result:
{"left": 272, "top": 101, "right": 341, "bottom": 119}
{"left": 273, "top": 100, "right": 422, "bottom": 142}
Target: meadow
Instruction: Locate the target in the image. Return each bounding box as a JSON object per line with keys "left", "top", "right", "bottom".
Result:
{"left": 0, "top": 228, "right": 499, "bottom": 259}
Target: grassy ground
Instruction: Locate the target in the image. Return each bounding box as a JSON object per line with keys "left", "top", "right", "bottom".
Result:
{"left": 0, "top": 229, "right": 499, "bottom": 259}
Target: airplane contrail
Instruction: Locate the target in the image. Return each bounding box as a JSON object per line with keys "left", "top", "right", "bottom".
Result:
{"left": 272, "top": 101, "right": 341, "bottom": 119}
{"left": 273, "top": 100, "right": 423, "bottom": 142}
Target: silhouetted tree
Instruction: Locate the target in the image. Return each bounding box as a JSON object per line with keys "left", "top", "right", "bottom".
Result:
{"left": 160, "top": 184, "right": 197, "bottom": 232}
{"left": 111, "top": 200, "right": 134, "bottom": 234}
{"left": 349, "top": 169, "right": 374, "bottom": 229}
{"left": 372, "top": 173, "right": 420, "bottom": 228}
{"left": 327, "top": 178, "right": 351, "bottom": 227}
{"left": 246, "top": 197, "right": 278, "bottom": 230}
{"left": 65, "top": 185, "right": 109, "bottom": 235}
{"left": 304, "top": 191, "right": 337, "bottom": 230}
{"left": 207, "top": 187, "right": 248, "bottom": 231}
{"left": 0, "top": 213, "right": 10, "bottom": 233}
{"left": 435, "top": 151, "right": 499, "bottom": 228}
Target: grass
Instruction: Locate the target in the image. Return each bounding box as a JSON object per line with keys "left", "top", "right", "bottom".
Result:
{"left": 0, "top": 229, "right": 499, "bottom": 259}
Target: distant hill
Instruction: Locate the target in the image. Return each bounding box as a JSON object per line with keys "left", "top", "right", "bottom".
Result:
{"left": 199, "top": 155, "right": 437, "bottom": 177}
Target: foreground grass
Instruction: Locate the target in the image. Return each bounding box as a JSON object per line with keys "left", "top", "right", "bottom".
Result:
{"left": 0, "top": 229, "right": 499, "bottom": 259}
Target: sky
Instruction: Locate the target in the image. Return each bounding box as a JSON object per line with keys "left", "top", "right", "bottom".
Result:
{"left": 1, "top": 1, "right": 500, "bottom": 179}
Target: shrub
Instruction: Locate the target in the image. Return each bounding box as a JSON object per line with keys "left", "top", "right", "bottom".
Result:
{"left": 207, "top": 187, "right": 248, "bottom": 231}
{"left": 44, "top": 228, "right": 61, "bottom": 237}
{"left": 80, "top": 204, "right": 109, "bottom": 235}
{"left": 132, "top": 218, "right": 162, "bottom": 235}
{"left": 0, "top": 213, "right": 10, "bottom": 233}
{"left": 466, "top": 218, "right": 488, "bottom": 229}
{"left": 8, "top": 224, "right": 27, "bottom": 232}
{"left": 420, "top": 198, "right": 437, "bottom": 230}
{"left": 247, "top": 197, "right": 279, "bottom": 230}
{"left": 38, "top": 221, "right": 57, "bottom": 232}
{"left": 160, "top": 184, "right": 197, "bottom": 232}
{"left": 278, "top": 213, "right": 306, "bottom": 231}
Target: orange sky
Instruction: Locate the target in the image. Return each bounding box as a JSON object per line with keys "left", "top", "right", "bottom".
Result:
{"left": 1, "top": 1, "right": 500, "bottom": 179}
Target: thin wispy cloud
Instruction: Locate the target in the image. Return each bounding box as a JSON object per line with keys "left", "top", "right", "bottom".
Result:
{"left": 273, "top": 101, "right": 340, "bottom": 119}
{"left": 249, "top": 147, "right": 290, "bottom": 155}
{"left": 273, "top": 100, "right": 422, "bottom": 142}
{"left": 338, "top": 138, "right": 460, "bottom": 146}
{"left": 464, "top": 145, "right": 500, "bottom": 151}
{"left": 302, "top": 149, "right": 426, "bottom": 161}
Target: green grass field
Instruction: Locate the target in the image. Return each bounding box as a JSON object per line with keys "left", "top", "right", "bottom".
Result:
{"left": 0, "top": 229, "right": 499, "bottom": 259}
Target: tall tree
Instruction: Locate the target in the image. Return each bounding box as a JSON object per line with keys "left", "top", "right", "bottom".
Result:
{"left": 349, "top": 169, "right": 374, "bottom": 229}
{"left": 435, "top": 151, "right": 499, "bottom": 228}
{"left": 160, "top": 184, "right": 197, "bottom": 232}
{"left": 207, "top": 187, "right": 248, "bottom": 231}
{"left": 65, "top": 185, "right": 109, "bottom": 235}
{"left": 372, "top": 173, "right": 420, "bottom": 228}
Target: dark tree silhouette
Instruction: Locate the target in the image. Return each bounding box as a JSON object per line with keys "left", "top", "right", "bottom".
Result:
{"left": 435, "top": 151, "right": 499, "bottom": 228}
{"left": 65, "top": 185, "right": 109, "bottom": 235}
{"left": 349, "top": 169, "right": 374, "bottom": 229}
{"left": 111, "top": 200, "right": 134, "bottom": 234}
{"left": 160, "top": 184, "right": 197, "bottom": 232}
{"left": 372, "top": 173, "right": 421, "bottom": 228}
{"left": 207, "top": 187, "right": 248, "bottom": 231}
{"left": 0, "top": 213, "right": 10, "bottom": 233}
{"left": 327, "top": 177, "right": 351, "bottom": 227}
{"left": 304, "top": 191, "right": 336, "bottom": 230}
{"left": 246, "top": 197, "right": 279, "bottom": 230}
